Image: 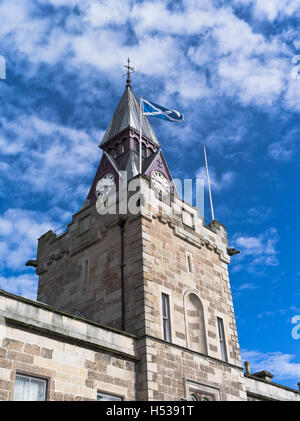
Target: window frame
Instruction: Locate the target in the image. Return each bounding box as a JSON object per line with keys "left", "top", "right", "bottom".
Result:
{"left": 217, "top": 317, "right": 228, "bottom": 362}
{"left": 162, "top": 293, "right": 172, "bottom": 342}
{"left": 14, "top": 373, "right": 47, "bottom": 401}
{"left": 97, "top": 391, "right": 123, "bottom": 401}
{"left": 186, "top": 252, "right": 194, "bottom": 273}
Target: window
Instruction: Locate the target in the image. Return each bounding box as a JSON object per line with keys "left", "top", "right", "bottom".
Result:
{"left": 14, "top": 374, "right": 47, "bottom": 401}
{"left": 186, "top": 380, "right": 220, "bottom": 401}
{"left": 189, "top": 393, "right": 211, "bottom": 401}
{"left": 142, "top": 146, "right": 147, "bottom": 158}
{"left": 187, "top": 254, "right": 193, "bottom": 273}
{"left": 162, "top": 293, "right": 171, "bottom": 342}
{"left": 134, "top": 139, "right": 139, "bottom": 153}
{"left": 217, "top": 317, "right": 228, "bottom": 362}
{"left": 116, "top": 143, "right": 123, "bottom": 156}
{"left": 97, "top": 392, "right": 122, "bottom": 401}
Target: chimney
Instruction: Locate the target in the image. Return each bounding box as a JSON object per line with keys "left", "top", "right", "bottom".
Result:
{"left": 297, "top": 382, "right": 300, "bottom": 392}
{"left": 252, "top": 370, "right": 274, "bottom": 382}
{"left": 244, "top": 361, "right": 251, "bottom": 375}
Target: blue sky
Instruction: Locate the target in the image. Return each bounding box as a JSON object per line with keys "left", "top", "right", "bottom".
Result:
{"left": 0, "top": 0, "right": 300, "bottom": 389}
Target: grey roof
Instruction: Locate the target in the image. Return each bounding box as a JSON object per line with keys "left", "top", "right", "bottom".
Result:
{"left": 111, "top": 148, "right": 160, "bottom": 181}
{"left": 100, "top": 86, "right": 160, "bottom": 147}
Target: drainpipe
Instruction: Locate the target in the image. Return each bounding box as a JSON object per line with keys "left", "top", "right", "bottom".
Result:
{"left": 118, "top": 219, "right": 126, "bottom": 331}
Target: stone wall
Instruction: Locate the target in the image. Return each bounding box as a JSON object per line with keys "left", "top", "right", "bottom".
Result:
{"left": 244, "top": 375, "right": 300, "bottom": 401}
{"left": 135, "top": 178, "right": 246, "bottom": 399}
{"left": 36, "top": 204, "right": 145, "bottom": 336}
{"left": 0, "top": 291, "right": 137, "bottom": 401}
{"left": 138, "top": 337, "right": 246, "bottom": 401}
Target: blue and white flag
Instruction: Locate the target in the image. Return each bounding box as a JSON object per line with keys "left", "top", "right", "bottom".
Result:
{"left": 142, "top": 98, "right": 184, "bottom": 122}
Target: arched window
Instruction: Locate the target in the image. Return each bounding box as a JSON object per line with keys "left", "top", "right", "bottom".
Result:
{"left": 148, "top": 147, "right": 154, "bottom": 156}
{"left": 142, "top": 146, "right": 147, "bottom": 158}
{"left": 116, "top": 144, "right": 123, "bottom": 156}
{"left": 186, "top": 293, "right": 207, "bottom": 354}
{"left": 134, "top": 139, "right": 139, "bottom": 153}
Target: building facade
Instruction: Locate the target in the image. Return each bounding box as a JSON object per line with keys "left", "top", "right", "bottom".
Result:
{"left": 0, "top": 80, "right": 299, "bottom": 401}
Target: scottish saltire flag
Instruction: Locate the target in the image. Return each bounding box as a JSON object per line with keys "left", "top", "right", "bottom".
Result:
{"left": 142, "top": 98, "right": 184, "bottom": 122}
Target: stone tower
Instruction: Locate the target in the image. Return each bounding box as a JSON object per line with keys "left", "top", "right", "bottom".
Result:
{"left": 35, "top": 78, "right": 247, "bottom": 401}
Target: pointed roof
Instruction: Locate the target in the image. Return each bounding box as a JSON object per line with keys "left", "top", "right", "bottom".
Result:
{"left": 99, "top": 86, "right": 160, "bottom": 147}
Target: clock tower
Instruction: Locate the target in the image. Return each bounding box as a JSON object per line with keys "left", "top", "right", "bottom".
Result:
{"left": 83, "top": 74, "right": 176, "bottom": 209}
{"left": 35, "top": 70, "right": 246, "bottom": 401}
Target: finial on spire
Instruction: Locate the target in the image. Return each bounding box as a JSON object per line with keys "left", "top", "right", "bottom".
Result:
{"left": 124, "top": 57, "right": 135, "bottom": 87}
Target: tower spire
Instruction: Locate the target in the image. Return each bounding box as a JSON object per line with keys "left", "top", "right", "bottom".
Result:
{"left": 124, "top": 57, "right": 135, "bottom": 87}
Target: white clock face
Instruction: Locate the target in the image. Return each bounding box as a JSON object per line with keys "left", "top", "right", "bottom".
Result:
{"left": 96, "top": 173, "right": 115, "bottom": 198}
{"left": 151, "top": 171, "right": 170, "bottom": 197}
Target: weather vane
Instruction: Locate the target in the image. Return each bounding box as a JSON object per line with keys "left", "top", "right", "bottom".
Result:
{"left": 124, "top": 57, "right": 135, "bottom": 87}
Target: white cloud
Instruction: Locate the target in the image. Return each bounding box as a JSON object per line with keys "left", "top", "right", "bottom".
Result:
{"left": 0, "top": 0, "right": 297, "bottom": 112}
{"left": 268, "top": 129, "right": 299, "bottom": 161}
{"left": 234, "top": 0, "right": 300, "bottom": 22}
{"left": 0, "top": 208, "right": 55, "bottom": 271}
{"left": 84, "top": 0, "right": 131, "bottom": 28}
{"left": 233, "top": 227, "right": 279, "bottom": 271}
{"left": 246, "top": 206, "right": 274, "bottom": 223}
{"left": 132, "top": 1, "right": 217, "bottom": 36}
{"left": 284, "top": 78, "right": 300, "bottom": 112}
{"left": 257, "top": 309, "right": 287, "bottom": 319}
{"left": 0, "top": 273, "right": 38, "bottom": 300}
{"left": 196, "top": 166, "right": 235, "bottom": 192}
{"left": 241, "top": 349, "right": 300, "bottom": 382}
{"left": 236, "top": 282, "right": 258, "bottom": 291}
{"left": 0, "top": 114, "right": 102, "bottom": 197}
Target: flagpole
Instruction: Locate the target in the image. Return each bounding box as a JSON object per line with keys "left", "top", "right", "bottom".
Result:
{"left": 203, "top": 145, "right": 215, "bottom": 221}
{"left": 139, "top": 96, "right": 142, "bottom": 174}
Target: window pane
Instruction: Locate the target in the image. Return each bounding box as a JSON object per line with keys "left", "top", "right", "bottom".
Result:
{"left": 14, "top": 375, "right": 46, "bottom": 401}
{"left": 97, "top": 392, "right": 122, "bottom": 401}
{"left": 217, "top": 318, "right": 224, "bottom": 341}
{"left": 14, "top": 376, "right": 29, "bottom": 401}
{"left": 162, "top": 294, "right": 171, "bottom": 342}
{"left": 217, "top": 318, "right": 228, "bottom": 362}
{"left": 163, "top": 319, "right": 171, "bottom": 342}
{"left": 162, "top": 294, "right": 168, "bottom": 318}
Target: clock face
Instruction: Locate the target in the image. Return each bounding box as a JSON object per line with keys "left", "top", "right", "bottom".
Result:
{"left": 151, "top": 171, "right": 170, "bottom": 197}
{"left": 96, "top": 173, "right": 115, "bottom": 198}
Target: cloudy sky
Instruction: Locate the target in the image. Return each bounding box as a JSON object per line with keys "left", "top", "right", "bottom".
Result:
{"left": 0, "top": 0, "right": 300, "bottom": 389}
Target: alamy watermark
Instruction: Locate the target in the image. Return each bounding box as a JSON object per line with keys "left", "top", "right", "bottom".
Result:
{"left": 291, "top": 315, "right": 300, "bottom": 340}
{"left": 0, "top": 55, "right": 6, "bottom": 80}
{"left": 291, "top": 55, "right": 300, "bottom": 80}
{"left": 95, "top": 171, "right": 205, "bottom": 218}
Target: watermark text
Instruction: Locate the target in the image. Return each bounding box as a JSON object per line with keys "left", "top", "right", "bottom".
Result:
{"left": 0, "top": 55, "right": 6, "bottom": 80}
